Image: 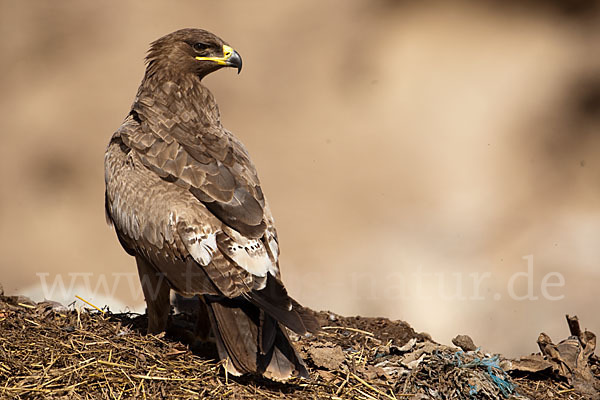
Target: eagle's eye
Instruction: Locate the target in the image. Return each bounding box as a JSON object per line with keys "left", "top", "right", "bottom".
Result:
{"left": 193, "top": 42, "right": 210, "bottom": 53}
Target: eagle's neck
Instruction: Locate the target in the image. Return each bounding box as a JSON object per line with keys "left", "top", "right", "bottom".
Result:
{"left": 133, "top": 73, "right": 222, "bottom": 130}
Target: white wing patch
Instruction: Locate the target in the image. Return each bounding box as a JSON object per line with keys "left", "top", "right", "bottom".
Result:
{"left": 227, "top": 239, "right": 273, "bottom": 277}
{"left": 219, "top": 227, "right": 278, "bottom": 277}
{"left": 177, "top": 214, "right": 218, "bottom": 267}
{"left": 188, "top": 233, "right": 217, "bottom": 266}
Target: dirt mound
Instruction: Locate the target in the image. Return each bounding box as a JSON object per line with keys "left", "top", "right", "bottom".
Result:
{"left": 0, "top": 293, "right": 598, "bottom": 399}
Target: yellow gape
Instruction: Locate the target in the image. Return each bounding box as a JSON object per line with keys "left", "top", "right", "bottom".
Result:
{"left": 195, "top": 45, "right": 235, "bottom": 65}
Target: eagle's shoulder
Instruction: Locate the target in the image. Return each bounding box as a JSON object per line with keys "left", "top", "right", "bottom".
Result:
{"left": 123, "top": 92, "right": 269, "bottom": 239}
{"left": 104, "top": 113, "right": 281, "bottom": 296}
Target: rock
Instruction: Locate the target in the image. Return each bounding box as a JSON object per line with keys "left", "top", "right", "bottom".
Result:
{"left": 357, "top": 364, "right": 387, "bottom": 380}
{"left": 308, "top": 343, "right": 345, "bottom": 370}
{"left": 452, "top": 334, "right": 477, "bottom": 351}
{"left": 316, "top": 370, "right": 335, "bottom": 382}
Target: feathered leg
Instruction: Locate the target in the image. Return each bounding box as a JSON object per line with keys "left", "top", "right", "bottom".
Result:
{"left": 136, "top": 255, "right": 171, "bottom": 334}
{"left": 195, "top": 295, "right": 212, "bottom": 341}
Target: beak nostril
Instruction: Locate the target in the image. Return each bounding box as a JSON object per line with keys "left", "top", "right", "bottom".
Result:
{"left": 223, "top": 45, "right": 233, "bottom": 59}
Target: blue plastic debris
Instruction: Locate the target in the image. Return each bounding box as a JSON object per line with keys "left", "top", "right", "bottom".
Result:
{"left": 468, "top": 383, "right": 478, "bottom": 395}
{"left": 453, "top": 351, "right": 515, "bottom": 398}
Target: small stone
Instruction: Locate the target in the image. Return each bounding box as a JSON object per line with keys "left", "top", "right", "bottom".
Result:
{"left": 452, "top": 334, "right": 477, "bottom": 352}
{"left": 136, "top": 352, "right": 147, "bottom": 363}
{"left": 316, "top": 370, "right": 335, "bottom": 382}
{"left": 357, "top": 365, "right": 387, "bottom": 380}
{"left": 309, "top": 343, "right": 345, "bottom": 370}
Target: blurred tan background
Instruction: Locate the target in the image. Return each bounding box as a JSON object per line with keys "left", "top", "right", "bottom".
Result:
{"left": 1, "top": 0, "right": 599, "bottom": 357}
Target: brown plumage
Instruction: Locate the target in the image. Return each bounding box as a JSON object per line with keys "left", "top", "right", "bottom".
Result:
{"left": 104, "top": 28, "right": 318, "bottom": 381}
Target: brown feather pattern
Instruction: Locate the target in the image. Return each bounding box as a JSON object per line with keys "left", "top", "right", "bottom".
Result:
{"left": 104, "top": 28, "right": 318, "bottom": 380}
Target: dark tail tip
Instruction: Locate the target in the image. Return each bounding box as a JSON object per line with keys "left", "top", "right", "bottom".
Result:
{"left": 204, "top": 295, "right": 310, "bottom": 381}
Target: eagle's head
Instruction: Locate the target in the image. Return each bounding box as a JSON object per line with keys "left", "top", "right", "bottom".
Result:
{"left": 145, "top": 28, "right": 242, "bottom": 80}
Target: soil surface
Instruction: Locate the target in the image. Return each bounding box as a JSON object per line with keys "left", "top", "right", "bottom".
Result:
{"left": 0, "top": 293, "right": 598, "bottom": 399}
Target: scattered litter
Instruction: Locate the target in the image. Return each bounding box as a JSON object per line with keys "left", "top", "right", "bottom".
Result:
{"left": 506, "top": 354, "right": 554, "bottom": 374}
{"left": 396, "top": 337, "right": 418, "bottom": 352}
{"left": 534, "top": 315, "right": 599, "bottom": 397}
{"left": 0, "top": 290, "right": 598, "bottom": 399}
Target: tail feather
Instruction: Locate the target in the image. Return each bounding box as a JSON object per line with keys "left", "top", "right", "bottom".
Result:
{"left": 259, "top": 309, "right": 277, "bottom": 354}
{"left": 205, "top": 297, "right": 259, "bottom": 375}
{"left": 246, "top": 273, "right": 315, "bottom": 335}
{"left": 264, "top": 324, "right": 309, "bottom": 381}
{"left": 290, "top": 298, "right": 320, "bottom": 334}
{"left": 204, "top": 295, "right": 310, "bottom": 381}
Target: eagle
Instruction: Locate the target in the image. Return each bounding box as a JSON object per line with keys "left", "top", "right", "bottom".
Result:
{"left": 104, "top": 28, "right": 318, "bottom": 381}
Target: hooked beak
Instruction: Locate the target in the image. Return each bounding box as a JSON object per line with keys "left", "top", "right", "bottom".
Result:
{"left": 195, "top": 45, "right": 242, "bottom": 74}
